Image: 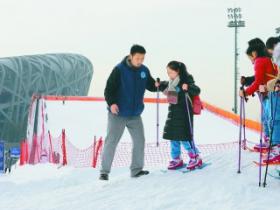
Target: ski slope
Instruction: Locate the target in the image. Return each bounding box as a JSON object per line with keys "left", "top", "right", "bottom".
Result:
{"left": 1, "top": 101, "right": 279, "bottom": 210}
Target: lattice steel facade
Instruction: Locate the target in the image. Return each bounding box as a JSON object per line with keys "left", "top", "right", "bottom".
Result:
{"left": 0, "top": 53, "right": 93, "bottom": 142}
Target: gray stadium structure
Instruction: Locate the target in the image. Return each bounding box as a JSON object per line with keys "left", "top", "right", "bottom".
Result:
{"left": 0, "top": 53, "right": 93, "bottom": 143}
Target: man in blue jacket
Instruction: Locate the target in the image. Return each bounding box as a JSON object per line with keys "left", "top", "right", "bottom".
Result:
{"left": 100, "top": 45, "right": 159, "bottom": 180}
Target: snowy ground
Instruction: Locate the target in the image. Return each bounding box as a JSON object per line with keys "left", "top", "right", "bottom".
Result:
{"left": 0, "top": 150, "right": 279, "bottom": 210}
{"left": 1, "top": 101, "right": 278, "bottom": 210}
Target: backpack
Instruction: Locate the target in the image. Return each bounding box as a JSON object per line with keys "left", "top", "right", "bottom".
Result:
{"left": 192, "top": 95, "right": 203, "bottom": 115}
{"left": 187, "top": 94, "right": 203, "bottom": 115}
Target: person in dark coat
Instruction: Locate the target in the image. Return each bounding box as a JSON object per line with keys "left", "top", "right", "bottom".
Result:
{"left": 4, "top": 150, "right": 12, "bottom": 173}
{"left": 100, "top": 45, "right": 159, "bottom": 181}
{"left": 158, "top": 61, "right": 202, "bottom": 170}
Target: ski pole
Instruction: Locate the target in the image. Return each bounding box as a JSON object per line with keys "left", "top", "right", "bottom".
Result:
{"left": 185, "top": 92, "right": 197, "bottom": 154}
{"left": 258, "top": 93, "right": 264, "bottom": 187}
{"left": 238, "top": 85, "right": 247, "bottom": 173}
{"left": 263, "top": 91, "right": 279, "bottom": 187}
{"left": 238, "top": 96, "right": 244, "bottom": 174}
{"left": 156, "top": 78, "right": 160, "bottom": 147}
{"left": 242, "top": 94, "right": 247, "bottom": 150}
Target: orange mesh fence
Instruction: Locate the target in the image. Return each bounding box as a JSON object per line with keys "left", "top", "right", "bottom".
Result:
{"left": 21, "top": 96, "right": 259, "bottom": 168}
{"left": 23, "top": 131, "right": 239, "bottom": 168}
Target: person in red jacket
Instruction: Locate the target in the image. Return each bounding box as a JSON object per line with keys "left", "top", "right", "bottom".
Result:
{"left": 240, "top": 39, "right": 278, "bottom": 151}
{"left": 243, "top": 51, "right": 277, "bottom": 96}
{"left": 241, "top": 37, "right": 280, "bottom": 87}
{"left": 240, "top": 38, "right": 267, "bottom": 87}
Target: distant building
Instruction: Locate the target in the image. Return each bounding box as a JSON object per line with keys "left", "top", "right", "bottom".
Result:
{"left": 0, "top": 53, "right": 93, "bottom": 142}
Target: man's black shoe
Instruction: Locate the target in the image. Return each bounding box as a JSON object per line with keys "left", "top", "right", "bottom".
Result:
{"left": 99, "top": 174, "right": 109, "bottom": 181}
{"left": 132, "top": 170, "right": 150, "bottom": 178}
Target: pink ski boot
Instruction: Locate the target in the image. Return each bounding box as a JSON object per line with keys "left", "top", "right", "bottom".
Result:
{"left": 263, "top": 145, "right": 280, "bottom": 165}
{"left": 168, "top": 157, "right": 184, "bottom": 170}
{"left": 253, "top": 136, "right": 270, "bottom": 153}
{"left": 186, "top": 152, "right": 203, "bottom": 170}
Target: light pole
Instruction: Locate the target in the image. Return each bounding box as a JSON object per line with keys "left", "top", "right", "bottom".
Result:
{"left": 227, "top": 8, "right": 245, "bottom": 114}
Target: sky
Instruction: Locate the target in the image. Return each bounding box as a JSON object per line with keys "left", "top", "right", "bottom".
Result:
{"left": 0, "top": 0, "right": 279, "bottom": 120}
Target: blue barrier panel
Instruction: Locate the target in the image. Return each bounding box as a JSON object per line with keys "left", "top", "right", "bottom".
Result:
{"left": 10, "top": 147, "right": 20, "bottom": 158}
